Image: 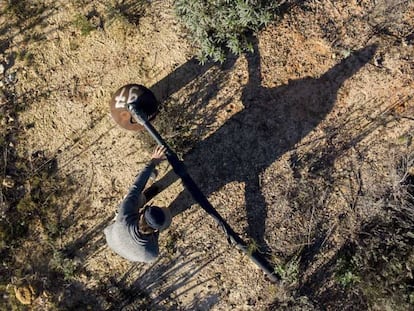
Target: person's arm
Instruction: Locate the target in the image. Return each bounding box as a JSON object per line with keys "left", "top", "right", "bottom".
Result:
{"left": 118, "top": 146, "right": 167, "bottom": 218}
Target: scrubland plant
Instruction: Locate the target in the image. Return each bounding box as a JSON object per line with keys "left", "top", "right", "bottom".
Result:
{"left": 104, "top": 0, "right": 150, "bottom": 26}
{"left": 73, "top": 14, "right": 96, "bottom": 36}
{"left": 2, "top": 0, "right": 47, "bottom": 21}
{"left": 174, "top": 0, "right": 283, "bottom": 63}
{"left": 330, "top": 152, "right": 414, "bottom": 309}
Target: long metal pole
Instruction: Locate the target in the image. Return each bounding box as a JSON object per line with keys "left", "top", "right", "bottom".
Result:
{"left": 129, "top": 105, "right": 280, "bottom": 283}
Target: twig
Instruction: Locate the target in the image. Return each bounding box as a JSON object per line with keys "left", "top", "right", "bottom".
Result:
{"left": 2, "top": 147, "right": 7, "bottom": 177}
{"left": 307, "top": 203, "right": 315, "bottom": 246}
{"left": 399, "top": 116, "right": 414, "bottom": 122}
{"left": 398, "top": 154, "right": 414, "bottom": 184}
{"left": 320, "top": 223, "right": 337, "bottom": 249}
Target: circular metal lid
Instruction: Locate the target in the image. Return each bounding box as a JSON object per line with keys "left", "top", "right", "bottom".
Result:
{"left": 109, "top": 84, "right": 158, "bottom": 131}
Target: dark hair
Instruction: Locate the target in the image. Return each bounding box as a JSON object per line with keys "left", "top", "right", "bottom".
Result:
{"left": 138, "top": 213, "right": 155, "bottom": 235}
{"left": 144, "top": 206, "right": 166, "bottom": 229}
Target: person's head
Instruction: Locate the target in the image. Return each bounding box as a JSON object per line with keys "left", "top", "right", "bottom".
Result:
{"left": 138, "top": 206, "right": 172, "bottom": 235}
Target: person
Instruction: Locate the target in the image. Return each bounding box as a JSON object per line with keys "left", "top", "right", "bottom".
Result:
{"left": 104, "top": 145, "right": 172, "bottom": 263}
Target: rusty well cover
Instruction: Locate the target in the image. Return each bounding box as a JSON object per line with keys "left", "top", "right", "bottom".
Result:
{"left": 110, "top": 84, "right": 158, "bottom": 131}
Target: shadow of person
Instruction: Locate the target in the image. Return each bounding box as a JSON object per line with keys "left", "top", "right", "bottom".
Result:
{"left": 157, "top": 42, "right": 377, "bottom": 253}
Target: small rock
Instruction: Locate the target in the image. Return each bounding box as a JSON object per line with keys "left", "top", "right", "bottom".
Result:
{"left": 14, "top": 285, "right": 35, "bottom": 305}
{"left": 0, "top": 64, "right": 4, "bottom": 75}
{"left": 2, "top": 177, "right": 14, "bottom": 188}
{"left": 7, "top": 73, "right": 16, "bottom": 83}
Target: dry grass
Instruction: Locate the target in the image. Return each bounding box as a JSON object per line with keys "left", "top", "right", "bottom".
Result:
{"left": 1, "top": 0, "right": 413, "bottom": 309}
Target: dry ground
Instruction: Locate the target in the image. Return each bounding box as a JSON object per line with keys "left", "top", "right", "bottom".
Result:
{"left": 1, "top": 0, "right": 413, "bottom": 310}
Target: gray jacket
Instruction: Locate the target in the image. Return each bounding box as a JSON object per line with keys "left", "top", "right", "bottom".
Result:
{"left": 104, "top": 162, "right": 159, "bottom": 263}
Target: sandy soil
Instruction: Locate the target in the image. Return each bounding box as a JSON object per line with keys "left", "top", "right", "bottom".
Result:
{"left": 1, "top": 0, "right": 413, "bottom": 309}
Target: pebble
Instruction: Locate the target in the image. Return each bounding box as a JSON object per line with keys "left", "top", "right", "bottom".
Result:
{"left": 7, "top": 73, "right": 16, "bottom": 83}
{"left": 2, "top": 177, "right": 14, "bottom": 188}
{"left": 0, "top": 64, "right": 4, "bottom": 75}
{"left": 14, "top": 285, "right": 35, "bottom": 305}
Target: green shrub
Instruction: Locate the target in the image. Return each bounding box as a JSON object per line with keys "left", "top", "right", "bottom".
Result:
{"left": 73, "top": 14, "right": 96, "bottom": 36}
{"left": 49, "top": 249, "right": 79, "bottom": 281}
{"left": 174, "top": 0, "right": 283, "bottom": 63}
{"left": 274, "top": 255, "right": 300, "bottom": 287}
{"left": 335, "top": 257, "right": 361, "bottom": 288}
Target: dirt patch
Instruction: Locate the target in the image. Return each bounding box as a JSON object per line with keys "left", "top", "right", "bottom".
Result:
{"left": 1, "top": 0, "right": 413, "bottom": 309}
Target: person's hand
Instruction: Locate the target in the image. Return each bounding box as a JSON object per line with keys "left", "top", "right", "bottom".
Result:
{"left": 150, "top": 145, "right": 167, "bottom": 165}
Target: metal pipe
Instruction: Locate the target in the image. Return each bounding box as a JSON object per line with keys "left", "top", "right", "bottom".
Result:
{"left": 129, "top": 105, "right": 280, "bottom": 283}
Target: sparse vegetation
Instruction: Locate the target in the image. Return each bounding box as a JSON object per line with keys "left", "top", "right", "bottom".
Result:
{"left": 1, "top": 0, "right": 413, "bottom": 309}
{"left": 104, "top": 0, "right": 150, "bottom": 26}
{"left": 49, "top": 248, "right": 80, "bottom": 281}
{"left": 247, "top": 238, "right": 259, "bottom": 256}
{"left": 274, "top": 255, "right": 300, "bottom": 287}
{"left": 73, "top": 14, "right": 96, "bottom": 36}
{"left": 0, "top": 56, "right": 81, "bottom": 310}
{"left": 2, "top": 0, "right": 47, "bottom": 21}
{"left": 164, "top": 229, "right": 181, "bottom": 256}
{"left": 16, "top": 50, "right": 34, "bottom": 66}
{"left": 138, "top": 96, "right": 198, "bottom": 156}
{"left": 335, "top": 256, "right": 361, "bottom": 288}
{"left": 174, "top": 0, "right": 283, "bottom": 63}
{"left": 349, "top": 159, "right": 414, "bottom": 309}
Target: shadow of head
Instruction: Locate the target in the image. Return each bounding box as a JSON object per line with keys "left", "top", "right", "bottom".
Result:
{"left": 166, "top": 44, "right": 377, "bottom": 250}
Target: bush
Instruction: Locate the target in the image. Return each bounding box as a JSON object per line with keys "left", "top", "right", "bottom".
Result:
{"left": 174, "top": 0, "right": 283, "bottom": 63}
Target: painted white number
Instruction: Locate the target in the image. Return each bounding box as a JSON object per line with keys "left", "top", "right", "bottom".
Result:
{"left": 114, "top": 86, "right": 141, "bottom": 109}
{"left": 127, "top": 86, "right": 140, "bottom": 104}
{"left": 114, "top": 87, "right": 127, "bottom": 109}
